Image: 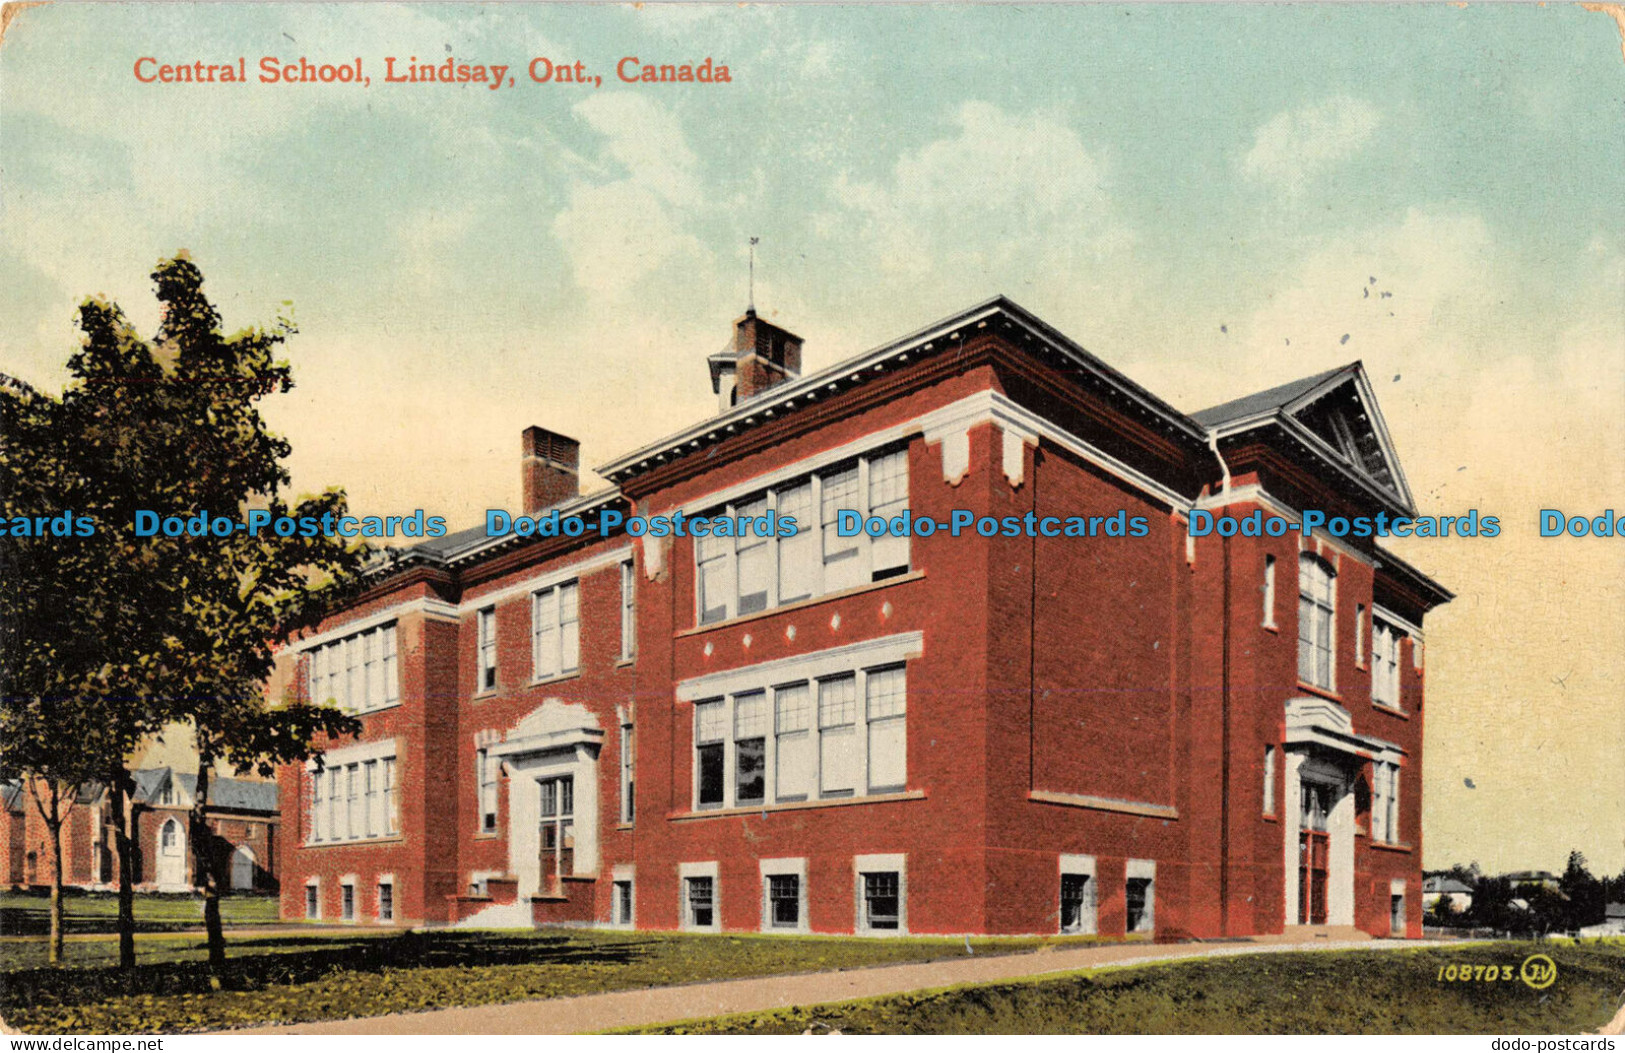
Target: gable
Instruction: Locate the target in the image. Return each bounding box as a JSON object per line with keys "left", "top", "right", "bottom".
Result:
{"left": 1280, "top": 369, "right": 1414, "bottom": 511}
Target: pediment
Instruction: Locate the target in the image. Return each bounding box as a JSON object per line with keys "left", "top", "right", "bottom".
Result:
{"left": 1282, "top": 368, "right": 1414, "bottom": 511}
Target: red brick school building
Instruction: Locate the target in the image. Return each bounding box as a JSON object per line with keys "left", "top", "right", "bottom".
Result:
{"left": 272, "top": 297, "right": 1449, "bottom": 939}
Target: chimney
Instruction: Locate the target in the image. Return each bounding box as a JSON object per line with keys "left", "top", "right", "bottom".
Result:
{"left": 521, "top": 426, "right": 580, "bottom": 515}
{"left": 709, "top": 308, "right": 803, "bottom": 412}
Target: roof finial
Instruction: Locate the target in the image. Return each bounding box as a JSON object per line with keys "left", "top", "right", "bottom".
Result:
{"left": 748, "top": 236, "right": 760, "bottom": 311}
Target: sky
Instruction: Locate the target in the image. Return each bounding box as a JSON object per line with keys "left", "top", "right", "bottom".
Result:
{"left": 2, "top": 2, "right": 1622, "bottom": 876}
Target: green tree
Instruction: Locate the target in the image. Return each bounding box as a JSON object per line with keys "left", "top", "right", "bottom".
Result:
{"left": 2, "top": 256, "right": 364, "bottom": 972}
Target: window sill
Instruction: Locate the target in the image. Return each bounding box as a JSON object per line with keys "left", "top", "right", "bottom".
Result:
{"left": 529, "top": 670, "right": 581, "bottom": 688}
{"left": 1263, "top": 813, "right": 1279, "bottom": 823}
{"left": 1262, "top": 623, "right": 1278, "bottom": 635}
{"left": 472, "top": 688, "right": 497, "bottom": 701}
{"left": 1371, "top": 703, "right": 1409, "bottom": 720}
{"left": 615, "top": 822, "right": 634, "bottom": 831}
{"left": 615, "top": 658, "right": 636, "bottom": 669}
{"left": 473, "top": 832, "right": 500, "bottom": 841}
{"left": 1029, "top": 789, "right": 1179, "bottom": 820}
{"left": 1294, "top": 682, "right": 1343, "bottom": 704}
{"left": 669, "top": 789, "right": 925, "bottom": 821}
{"left": 679, "top": 571, "right": 926, "bottom": 637}
{"left": 1371, "top": 840, "right": 1414, "bottom": 854}
{"left": 304, "top": 835, "right": 405, "bottom": 848}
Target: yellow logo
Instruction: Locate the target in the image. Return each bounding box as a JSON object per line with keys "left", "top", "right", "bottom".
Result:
{"left": 1519, "top": 954, "right": 1557, "bottom": 991}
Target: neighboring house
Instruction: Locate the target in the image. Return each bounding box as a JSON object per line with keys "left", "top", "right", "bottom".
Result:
{"left": 274, "top": 296, "right": 1449, "bottom": 938}
{"left": 5, "top": 767, "right": 279, "bottom": 894}
{"left": 1422, "top": 876, "right": 1473, "bottom": 913}
{"left": 1579, "top": 902, "right": 1625, "bottom": 937}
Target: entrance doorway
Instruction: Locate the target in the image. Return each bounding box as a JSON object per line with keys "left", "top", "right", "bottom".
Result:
{"left": 1298, "top": 780, "right": 1332, "bottom": 925}
{"left": 538, "top": 776, "right": 574, "bottom": 895}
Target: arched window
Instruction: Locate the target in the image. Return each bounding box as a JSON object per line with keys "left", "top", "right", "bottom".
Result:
{"left": 1298, "top": 554, "right": 1336, "bottom": 690}
{"left": 160, "top": 818, "right": 181, "bottom": 854}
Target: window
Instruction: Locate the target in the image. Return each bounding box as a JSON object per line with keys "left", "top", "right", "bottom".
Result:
{"left": 160, "top": 781, "right": 174, "bottom": 806}
{"left": 733, "top": 691, "right": 767, "bottom": 805}
{"left": 736, "top": 496, "right": 771, "bottom": 615}
{"left": 861, "top": 871, "right": 900, "bottom": 931}
{"left": 774, "top": 684, "right": 813, "bottom": 802}
{"left": 695, "top": 700, "right": 727, "bottom": 808}
{"left": 1297, "top": 555, "right": 1336, "bottom": 690}
{"left": 381, "top": 757, "right": 397, "bottom": 835}
{"left": 305, "top": 622, "right": 400, "bottom": 712}
{"left": 1372, "top": 761, "right": 1402, "bottom": 843}
{"left": 1060, "top": 873, "right": 1094, "bottom": 934}
{"left": 1263, "top": 745, "right": 1277, "bottom": 816}
{"left": 818, "top": 675, "right": 859, "bottom": 797}
{"left": 160, "top": 819, "right": 179, "bottom": 852}
{"left": 695, "top": 447, "right": 911, "bottom": 626}
{"left": 377, "top": 881, "right": 394, "bottom": 922}
{"left": 1355, "top": 603, "right": 1367, "bottom": 666}
{"left": 341, "top": 881, "right": 356, "bottom": 921}
{"left": 1372, "top": 618, "right": 1403, "bottom": 709}
{"left": 308, "top": 749, "right": 397, "bottom": 844}
{"left": 477, "top": 608, "right": 497, "bottom": 692}
{"left": 477, "top": 749, "right": 498, "bottom": 832}
{"left": 1126, "top": 877, "right": 1155, "bottom": 933}
{"left": 1262, "top": 555, "right": 1277, "bottom": 628}
{"left": 614, "top": 880, "right": 634, "bottom": 926}
{"left": 532, "top": 582, "right": 580, "bottom": 680}
{"left": 865, "top": 666, "right": 907, "bottom": 792}
{"left": 620, "top": 560, "right": 636, "bottom": 660}
{"left": 767, "top": 874, "right": 800, "bottom": 929}
{"left": 619, "top": 721, "right": 636, "bottom": 825}
{"left": 363, "top": 760, "right": 379, "bottom": 838}
{"left": 305, "top": 882, "right": 320, "bottom": 919}
{"left": 686, "top": 876, "right": 716, "bottom": 929}
{"left": 691, "top": 663, "right": 908, "bottom": 811}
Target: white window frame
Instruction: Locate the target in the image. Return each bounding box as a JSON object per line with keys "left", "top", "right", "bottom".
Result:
{"left": 1059, "top": 854, "right": 1097, "bottom": 935}
{"left": 1372, "top": 760, "right": 1402, "bottom": 844}
{"left": 619, "top": 559, "right": 636, "bottom": 661}
{"left": 693, "top": 446, "right": 911, "bottom": 627}
{"left": 531, "top": 581, "right": 580, "bottom": 681}
{"left": 1263, "top": 744, "right": 1277, "bottom": 816}
{"left": 611, "top": 864, "right": 635, "bottom": 928}
{"left": 759, "top": 857, "right": 809, "bottom": 934}
{"left": 304, "top": 878, "right": 321, "bottom": 920}
{"left": 1297, "top": 554, "right": 1337, "bottom": 691}
{"left": 477, "top": 747, "right": 499, "bottom": 833}
{"left": 1371, "top": 616, "right": 1404, "bottom": 710}
{"left": 619, "top": 719, "right": 636, "bottom": 825}
{"left": 377, "top": 875, "right": 395, "bottom": 923}
{"left": 340, "top": 876, "right": 357, "bottom": 922}
{"left": 679, "top": 861, "right": 720, "bottom": 932}
{"left": 476, "top": 607, "right": 497, "bottom": 693}
{"left": 854, "top": 853, "right": 907, "bottom": 935}
{"left": 303, "top": 622, "right": 400, "bottom": 714}
{"left": 1262, "top": 554, "right": 1277, "bottom": 629}
{"left": 305, "top": 739, "right": 398, "bottom": 846}
{"left": 686, "top": 660, "right": 910, "bottom": 812}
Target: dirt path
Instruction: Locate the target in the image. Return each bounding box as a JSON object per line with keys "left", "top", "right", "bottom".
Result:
{"left": 236, "top": 937, "right": 1446, "bottom": 1035}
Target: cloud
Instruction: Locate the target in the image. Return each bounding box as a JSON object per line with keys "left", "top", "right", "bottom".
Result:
{"left": 1240, "top": 96, "right": 1381, "bottom": 195}
{"left": 550, "top": 93, "right": 710, "bottom": 301}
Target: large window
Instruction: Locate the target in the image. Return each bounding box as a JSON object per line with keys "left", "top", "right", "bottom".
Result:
{"left": 1372, "top": 618, "right": 1403, "bottom": 709}
{"left": 477, "top": 608, "right": 497, "bottom": 692}
{"left": 1297, "top": 555, "right": 1336, "bottom": 690}
{"left": 1372, "top": 761, "right": 1402, "bottom": 843}
{"left": 619, "top": 720, "right": 636, "bottom": 825}
{"left": 860, "top": 871, "right": 901, "bottom": 931}
{"left": 1263, "top": 745, "right": 1277, "bottom": 816}
{"left": 767, "top": 874, "right": 801, "bottom": 929}
{"left": 693, "top": 664, "right": 907, "bottom": 811}
{"left": 619, "top": 560, "right": 636, "bottom": 661}
{"left": 477, "top": 748, "right": 499, "bottom": 833}
{"left": 686, "top": 876, "right": 716, "bottom": 929}
{"left": 695, "top": 448, "right": 910, "bottom": 626}
{"left": 307, "top": 750, "right": 398, "bottom": 844}
{"left": 1060, "top": 873, "right": 1094, "bottom": 934}
{"left": 306, "top": 623, "right": 399, "bottom": 713}
{"left": 532, "top": 582, "right": 580, "bottom": 680}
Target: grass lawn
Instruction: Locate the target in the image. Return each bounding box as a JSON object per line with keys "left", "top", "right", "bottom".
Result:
{"left": 0, "top": 890, "right": 282, "bottom": 939}
{"left": 0, "top": 928, "right": 1099, "bottom": 1034}
{"left": 636, "top": 940, "right": 1625, "bottom": 1035}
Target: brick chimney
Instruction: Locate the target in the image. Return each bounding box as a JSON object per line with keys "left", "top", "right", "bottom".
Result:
{"left": 521, "top": 426, "right": 580, "bottom": 514}
{"left": 708, "top": 308, "right": 803, "bottom": 412}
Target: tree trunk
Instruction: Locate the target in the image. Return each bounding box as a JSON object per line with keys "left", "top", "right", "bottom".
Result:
{"left": 190, "top": 750, "right": 227, "bottom": 977}
{"left": 27, "top": 779, "right": 73, "bottom": 967}
{"left": 110, "top": 770, "right": 136, "bottom": 970}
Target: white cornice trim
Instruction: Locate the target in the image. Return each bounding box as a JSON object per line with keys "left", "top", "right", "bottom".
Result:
{"left": 1371, "top": 604, "right": 1424, "bottom": 643}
